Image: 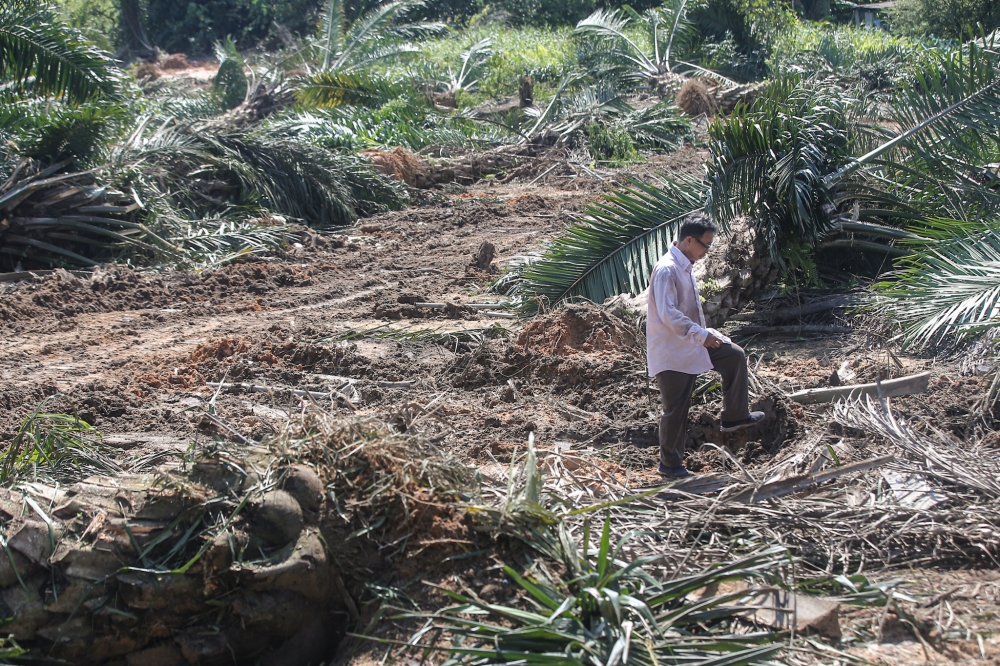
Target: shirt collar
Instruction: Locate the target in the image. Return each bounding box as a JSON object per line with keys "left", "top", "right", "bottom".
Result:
{"left": 669, "top": 243, "right": 692, "bottom": 272}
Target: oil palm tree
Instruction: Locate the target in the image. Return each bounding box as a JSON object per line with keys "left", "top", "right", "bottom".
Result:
{"left": 574, "top": 0, "right": 737, "bottom": 88}
{"left": 297, "top": 0, "right": 444, "bottom": 108}
{"left": 511, "top": 37, "right": 1000, "bottom": 325}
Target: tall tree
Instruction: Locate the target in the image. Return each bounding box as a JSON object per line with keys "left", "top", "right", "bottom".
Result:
{"left": 117, "top": 0, "right": 157, "bottom": 62}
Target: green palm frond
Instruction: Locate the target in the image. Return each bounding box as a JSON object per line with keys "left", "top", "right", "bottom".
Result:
{"left": 515, "top": 174, "right": 705, "bottom": 312}
{"left": 852, "top": 41, "right": 1000, "bottom": 221}
{"left": 574, "top": 8, "right": 657, "bottom": 79}
{"left": 623, "top": 99, "right": 692, "bottom": 149}
{"left": 706, "top": 77, "right": 862, "bottom": 269}
{"left": 316, "top": 0, "right": 438, "bottom": 74}
{"left": 0, "top": 97, "right": 128, "bottom": 162}
{"left": 0, "top": 0, "right": 122, "bottom": 103}
{"left": 296, "top": 70, "right": 409, "bottom": 108}
{"left": 879, "top": 220, "right": 1000, "bottom": 350}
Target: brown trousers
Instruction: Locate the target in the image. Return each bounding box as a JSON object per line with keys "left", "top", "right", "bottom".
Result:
{"left": 655, "top": 343, "right": 750, "bottom": 469}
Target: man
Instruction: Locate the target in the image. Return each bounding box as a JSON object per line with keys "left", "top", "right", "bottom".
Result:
{"left": 647, "top": 216, "right": 765, "bottom": 478}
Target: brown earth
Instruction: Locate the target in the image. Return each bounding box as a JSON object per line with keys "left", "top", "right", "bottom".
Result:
{"left": 2, "top": 170, "right": 998, "bottom": 663}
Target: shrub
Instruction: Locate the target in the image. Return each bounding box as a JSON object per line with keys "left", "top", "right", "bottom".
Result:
{"left": 492, "top": 0, "right": 597, "bottom": 26}
{"left": 585, "top": 122, "right": 638, "bottom": 164}
{"left": 890, "top": 0, "right": 1000, "bottom": 39}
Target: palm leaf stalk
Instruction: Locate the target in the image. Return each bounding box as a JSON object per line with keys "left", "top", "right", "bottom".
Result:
{"left": 514, "top": 175, "right": 704, "bottom": 313}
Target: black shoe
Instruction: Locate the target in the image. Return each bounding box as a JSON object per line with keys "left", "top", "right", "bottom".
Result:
{"left": 658, "top": 464, "right": 694, "bottom": 478}
{"left": 720, "top": 411, "right": 766, "bottom": 433}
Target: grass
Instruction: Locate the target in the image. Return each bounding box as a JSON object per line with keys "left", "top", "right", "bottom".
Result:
{"left": 0, "top": 396, "right": 121, "bottom": 485}
{"left": 407, "top": 25, "right": 579, "bottom": 103}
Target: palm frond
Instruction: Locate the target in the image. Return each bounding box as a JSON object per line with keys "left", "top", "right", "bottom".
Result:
{"left": 296, "top": 70, "right": 409, "bottom": 108}
{"left": 879, "top": 220, "right": 1000, "bottom": 350}
{"left": 574, "top": 8, "right": 656, "bottom": 78}
{"left": 321, "top": 0, "right": 345, "bottom": 71}
{"left": 622, "top": 99, "right": 692, "bottom": 150}
{"left": 0, "top": 0, "right": 122, "bottom": 103}
{"left": 706, "top": 77, "right": 865, "bottom": 269}
{"left": 514, "top": 174, "right": 705, "bottom": 312}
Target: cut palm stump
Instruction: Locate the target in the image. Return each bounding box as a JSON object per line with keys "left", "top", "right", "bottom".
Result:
{"left": 788, "top": 372, "right": 931, "bottom": 405}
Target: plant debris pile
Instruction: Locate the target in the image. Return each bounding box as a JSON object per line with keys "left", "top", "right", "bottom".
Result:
{"left": 0, "top": 414, "right": 478, "bottom": 664}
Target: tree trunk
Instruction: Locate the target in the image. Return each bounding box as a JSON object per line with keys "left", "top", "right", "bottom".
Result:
{"left": 117, "top": 0, "right": 157, "bottom": 63}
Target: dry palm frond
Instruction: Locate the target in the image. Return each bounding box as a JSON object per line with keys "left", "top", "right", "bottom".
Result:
{"left": 832, "top": 395, "right": 1000, "bottom": 498}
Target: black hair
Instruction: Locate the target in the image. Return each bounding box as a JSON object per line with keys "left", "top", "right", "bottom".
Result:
{"left": 678, "top": 215, "right": 718, "bottom": 241}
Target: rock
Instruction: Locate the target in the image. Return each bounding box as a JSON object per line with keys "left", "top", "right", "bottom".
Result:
{"left": 231, "top": 589, "right": 312, "bottom": 638}
{"left": 44, "top": 576, "right": 106, "bottom": 613}
{"left": 203, "top": 531, "right": 234, "bottom": 574}
{"left": 282, "top": 465, "right": 324, "bottom": 512}
{"left": 50, "top": 543, "right": 124, "bottom": 581}
{"left": 175, "top": 628, "right": 230, "bottom": 663}
{"left": 8, "top": 519, "right": 63, "bottom": 564}
{"left": 245, "top": 531, "right": 330, "bottom": 605}
{"left": 473, "top": 242, "right": 496, "bottom": 271}
{"left": 118, "top": 572, "right": 205, "bottom": 614}
{"left": 251, "top": 490, "right": 304, "bottom": 547}
{"left": 749, "top": 591, "right": 841, "bottom": 640}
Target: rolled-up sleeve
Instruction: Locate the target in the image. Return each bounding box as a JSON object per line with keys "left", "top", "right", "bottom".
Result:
{"left": 652, "top": 266, "right": 709, "bottom": 346}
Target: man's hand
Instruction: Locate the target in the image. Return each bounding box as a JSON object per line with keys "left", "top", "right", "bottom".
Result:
{"left": 703, "top": 332, "right": 724, "bottom": 349}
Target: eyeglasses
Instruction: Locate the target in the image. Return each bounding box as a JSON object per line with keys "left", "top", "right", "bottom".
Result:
{"left": 692, "top": 236, "right": 712, "bottom": 251}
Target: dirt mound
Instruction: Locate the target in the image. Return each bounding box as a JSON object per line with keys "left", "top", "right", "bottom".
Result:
{"left": 684, "top": 393, "right": 797, "bottom": 471}
{"left": 515, "top": 303, "right": 637, "bottom": 357}
{"left": 159, "top": 53, "right": 190, "bottom": 70}
{"left": 676, "top": 78, "right": 718, "bottom": 117}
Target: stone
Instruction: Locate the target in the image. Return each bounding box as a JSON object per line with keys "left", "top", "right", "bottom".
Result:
{"left": 44, "top": 576, "right": 106, "bottom": 613}
{"left": 118, "top": 572, "right": 205, "bottom": 614}
{"left": 51, "top": 543, "right": 124, "bottom": 581}
{"left": 245, "top": 531, "right": 329, "bottom": 604}
{"left": 8, "top": 519, "right": 62, "bottom": 564}
{"left": 281, "top": 465, "right": 324, "bottom": 512}
{"left": 749, "top": 591, "right": 841, "bottom": 639}
{"left": 251, "top": 490, "right": 303, "bottom": 547}
{"left": 231, "top": 589, "right": 312, "bottom": 638}
{"left": 175, "top": 629, "right": 230, "bottom": 663}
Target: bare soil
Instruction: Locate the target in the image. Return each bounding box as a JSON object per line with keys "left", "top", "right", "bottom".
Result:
{"left": 2, "top": 172, "right": 998, "bottom": 663}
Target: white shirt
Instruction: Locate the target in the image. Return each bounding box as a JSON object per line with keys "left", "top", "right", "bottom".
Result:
{"left": 646, "top": 244, "right": 727, "bottom": 377}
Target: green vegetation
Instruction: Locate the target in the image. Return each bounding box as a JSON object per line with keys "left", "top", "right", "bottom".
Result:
{"left": 8, "top": 0, "right": 1000, "bottom": 360}
{"left": 0, "top": 396, "right": 119, "bottom": 484}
